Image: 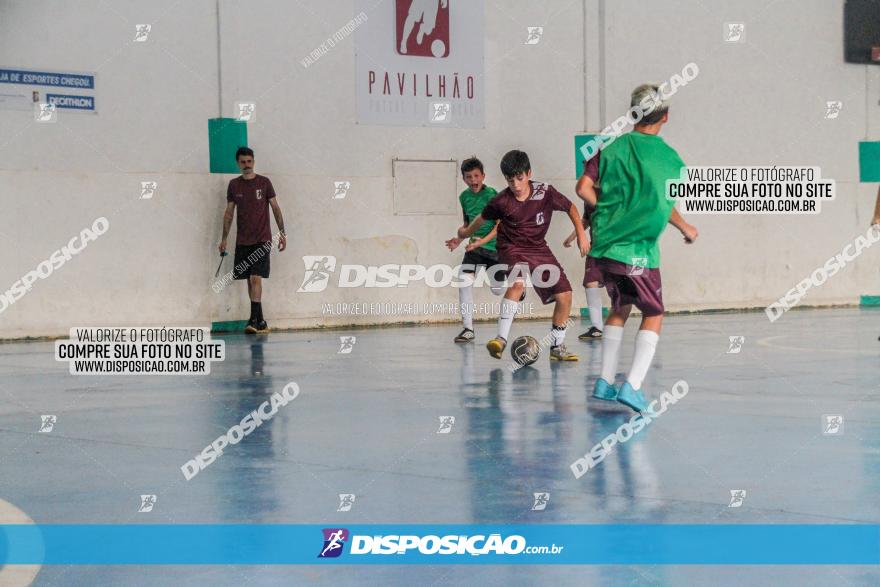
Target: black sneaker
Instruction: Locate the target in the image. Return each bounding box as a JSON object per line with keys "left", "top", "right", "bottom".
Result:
{"left": 255, "top": 319, "right": 269, "bottom": 334}
{"left": 578, "top": 326, "right": 603, "bottom": 341}
{"left": 245, "top": 319, "right": 258, "bottom": 334}
{"left": 454, "top": 328, "right": 475, "bottom": 343}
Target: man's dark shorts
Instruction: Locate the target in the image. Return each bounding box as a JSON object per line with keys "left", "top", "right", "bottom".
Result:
{"left": 499, "top": 246, "right": 572, "bottom": 305}
{"left": 594, "top": 257, "right": 664, "bottom": 316}
{"left": 583, "top": 256, "right": 604, "bottom": 287}
{"left": 233, "top": 242, "right": 271, "bottom": 279}
{"left": 461, "top": 247, "right": 508, "bottom": 286}
{"left": 461, "top": 247, "right": 502, "bottom": 271}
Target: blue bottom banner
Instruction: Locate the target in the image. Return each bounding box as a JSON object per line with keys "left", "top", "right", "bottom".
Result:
{"left": 2, "top": 524, "right": 879, "bottom": 565}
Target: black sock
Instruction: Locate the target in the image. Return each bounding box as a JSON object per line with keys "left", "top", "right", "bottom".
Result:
{"left": 250, "top": 301, "right": 259, "bottom": 322}
{"left": 255, "top": 302, "right": 263, "bottom": 322}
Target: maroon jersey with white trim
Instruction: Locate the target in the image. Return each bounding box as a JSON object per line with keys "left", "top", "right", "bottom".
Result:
{"left": 481, "top": 181, "right": 573, "bottom": 251}
{"left": 226, "top": 174, "right": 276, "bottom": 245}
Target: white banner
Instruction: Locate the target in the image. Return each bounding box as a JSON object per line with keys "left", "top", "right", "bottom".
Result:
{"left": 356, "top": 0, "right": 484, "bottom": 128}
{"left": 0, "top": 67, "right": 97, "bottom": 114}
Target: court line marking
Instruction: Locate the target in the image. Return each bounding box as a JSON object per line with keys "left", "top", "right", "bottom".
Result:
{"left": 0, "top": 497, "right": 41, "bottom": 587}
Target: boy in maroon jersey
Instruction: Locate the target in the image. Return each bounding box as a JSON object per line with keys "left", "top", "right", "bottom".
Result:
{"left": 218, "top": 147, "right": 287, "bottom": 334}
{"left": 458, "top": 150, "right": 589, "bottom": 361}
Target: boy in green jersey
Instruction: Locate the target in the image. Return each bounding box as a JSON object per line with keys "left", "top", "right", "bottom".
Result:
{"left": 445, "top": 157, "right": 504, "bottom": 343}
{"left": 579, "top": 84, "right": 698, "bottom": 413}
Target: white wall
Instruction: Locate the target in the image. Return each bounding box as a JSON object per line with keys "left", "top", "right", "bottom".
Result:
{"left": 1, "top": 0, "right": 879, "bottom": 338}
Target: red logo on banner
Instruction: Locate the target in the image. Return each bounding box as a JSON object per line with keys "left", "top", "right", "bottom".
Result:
{"left": 396, "top": 0, "right": 450, "bottom": 58}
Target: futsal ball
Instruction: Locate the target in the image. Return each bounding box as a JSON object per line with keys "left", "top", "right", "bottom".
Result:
{"left": 510, "top": 335, "right": 540, "bottom": 366}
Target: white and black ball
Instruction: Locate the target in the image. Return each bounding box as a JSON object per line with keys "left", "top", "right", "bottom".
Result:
{"left": 510, "top": 335, "right": 540, "bottom": 366}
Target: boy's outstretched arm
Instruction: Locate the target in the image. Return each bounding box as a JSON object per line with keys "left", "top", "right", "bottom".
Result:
{"left": 465, "top": 222, "right": 498, "bottom": 251}
{"left": 562, "top": 218, "right": 587, "bottom": 247}
{"left": 458, "top": 215, "right": 487, "bottom": 239}
{"left": 669, "top": 207, "right": 698, "bottom": 243}
{"left": 567, "top": 204, "right": 589, "bottom": 257}
{"left": 445, "top": 208, "right": 471, "bottom": 250}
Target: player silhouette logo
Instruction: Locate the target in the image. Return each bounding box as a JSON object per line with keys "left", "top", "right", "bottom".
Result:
{"left": 138, "top": 494, "right": 157, "bottom": 512}
{"left": 140, "top": 181, "right": 158, "bottom": 199}
{"left": 236, "top": 102, "right": 256, "bottom": 122}
{"left": 338, "top": 336, "right": 357, "bottom": 354}
{"left": 430, "top": 102, "right": 451, "bottom": 123}
{"left": 396, "top": 0, "right": 450, "bottom": 58}
{"left": 297, "top": 256, "right": 337, "bottom": 292}
{"left": 724, "top": 23, "right": 745, "bottom": 42}
{"left": 824, "top": 101, "right": 842, "bottom": 119}
{"left": 727, "top": 336, "right": 745, "bottom": 354}
{"left": 35, "top": 103, "right": 56, "bottom": 123}
{"left": 39, "top": 415, "right": 57, "bottom": 432}
{"left": 823, "top": 415, "right": 843, "bottom": 435}
{"left": 535, "top": 212, "right": 545, "bottom": 226}
{"left": 333, "top": 181, "right": 351, "bottom": 199}
{"left": 728, "top": 489, "right": 746, "bottom": 508}
{"left": 437, "top": 416, "right": 455, "bottom": 433}
{"left": 629, "top": 257, "right": 648, "bottom": 276}
{"left": 318, "top": 528, "right": 349, "bottom": 558}
{"left": 531, "top": 492, "right": 550, "bottom": 511}
{"left": 524, "top": 26, "right": 543, "bottom": 45}
{"left": 134, "top": 24, "right": 151, "bottom": 42}
{"left": 337, "top": 494, "right": 356, "bottom": 511}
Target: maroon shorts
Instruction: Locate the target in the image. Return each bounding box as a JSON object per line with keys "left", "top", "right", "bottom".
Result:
{"left": 499, "top": 246, "right": 572, "bottom": 305}
{"left": 594, "top": 257, "right": 664, "bottom": 317}
{"left": 583, "top": 256, "right": 604, "bottom": 287}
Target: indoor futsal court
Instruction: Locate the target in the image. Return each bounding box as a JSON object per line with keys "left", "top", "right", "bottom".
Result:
{"left": 2, "top": 1, "right": 880, "bottom": 586}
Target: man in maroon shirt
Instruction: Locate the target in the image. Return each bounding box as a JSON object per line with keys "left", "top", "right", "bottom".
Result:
{"left": 458, "top": 150, "right": 588, "bottom": 361}
{"left": 219, "top": 147, "right": 287, "bottom": 334}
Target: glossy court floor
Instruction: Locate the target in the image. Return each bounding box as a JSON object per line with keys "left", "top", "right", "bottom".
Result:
{"left": 1, "top": 307, "right": 879, "bottom": 586}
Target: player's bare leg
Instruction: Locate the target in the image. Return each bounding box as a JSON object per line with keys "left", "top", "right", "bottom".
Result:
{"left": 247, "top": 275, "right": 262, "bottom": 303}
{"left": 579, "top": 281, "right": 604, "bottom": 340}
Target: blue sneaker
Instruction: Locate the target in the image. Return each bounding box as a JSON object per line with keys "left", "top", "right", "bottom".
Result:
{"left": 592, "top": 378, "right": 618, "bottom": 401}
{"left": 617, "top": 382, "right": 655, "bottom": 415}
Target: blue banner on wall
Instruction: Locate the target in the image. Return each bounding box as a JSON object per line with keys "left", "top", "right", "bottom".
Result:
{"left": 46, "top": 94, "right": 95, "bottom": 110}
{"left": 0, "top": 68, "right": 94, "bottom": 89}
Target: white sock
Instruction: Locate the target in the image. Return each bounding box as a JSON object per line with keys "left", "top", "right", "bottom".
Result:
{"left": 586, "top": 287, "right": 604, "bottom": 330}
{"left": 627, "top": 330, "right": 660, "bottom": 390}
{"left": 600, "top": 325, "right": 624, "bottom": 383}
{"left": 459, "top": 276, "right": 474, "bottom": 330}
{"left": 550, "top": 324, "right": 566, "bottom": 347}
{"left": 497, "top": 298, "right": 518, "bottom": 341}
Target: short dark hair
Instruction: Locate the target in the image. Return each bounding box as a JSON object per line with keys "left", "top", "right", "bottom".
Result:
{"left": 500, "top": 150, "right": 531, "bottom": 179}
{"left": 461, "top": 156, "right": 484, "bottom": 175}
{"left": 235, "top": 146, "right": 254, "bottom": 161}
